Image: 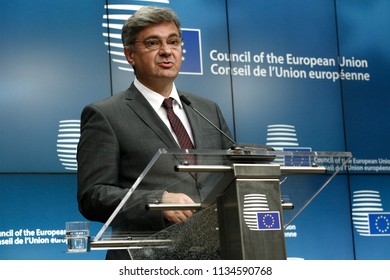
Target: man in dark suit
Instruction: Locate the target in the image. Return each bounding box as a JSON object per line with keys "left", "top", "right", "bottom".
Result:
{"left": 77, "top": 6, "right": 233, "bottom": 259}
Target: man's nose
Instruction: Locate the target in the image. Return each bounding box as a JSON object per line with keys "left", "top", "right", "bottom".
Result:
{"left": 158, "top": 41, "right": 173, "bottom": 55}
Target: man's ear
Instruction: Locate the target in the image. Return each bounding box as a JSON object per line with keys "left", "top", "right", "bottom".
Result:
{"left": 124, "top": 47, "right": 135, "bottom": 65}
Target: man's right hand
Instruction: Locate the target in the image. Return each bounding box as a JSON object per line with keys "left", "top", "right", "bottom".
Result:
{"left": 161, "top": 191, "right": 195, "bottom": 223}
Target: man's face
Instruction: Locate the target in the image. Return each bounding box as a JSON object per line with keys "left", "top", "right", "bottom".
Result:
{"left": 124, "top": 22, "right": 182, "bottom": 90}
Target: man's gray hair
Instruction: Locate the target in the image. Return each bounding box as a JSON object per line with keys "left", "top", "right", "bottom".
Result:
{"left": 121, "top": 6, "right": 181, "bottom": 47}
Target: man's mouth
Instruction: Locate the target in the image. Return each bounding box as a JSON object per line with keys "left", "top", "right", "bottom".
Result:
{"left": 158, "top": 61, "right": 175, "bottom": 69}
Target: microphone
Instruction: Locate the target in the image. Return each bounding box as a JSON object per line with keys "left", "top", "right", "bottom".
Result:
{"left": 180, "top": 95, "right": 275, "bottom": 162}
{"left": 180, "top": 95, "right": 236, "bottom": 145}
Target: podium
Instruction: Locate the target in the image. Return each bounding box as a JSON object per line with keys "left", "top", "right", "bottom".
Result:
{"left": 88, "top": 148, "right": 352, "bottom": 259}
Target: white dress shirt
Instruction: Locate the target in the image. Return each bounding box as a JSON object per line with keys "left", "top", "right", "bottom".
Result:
{"left": 133, "top": 77, "right": 194, "bottom": 145}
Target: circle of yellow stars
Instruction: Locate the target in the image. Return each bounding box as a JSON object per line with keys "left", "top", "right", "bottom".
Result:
{"left": 181, "top": 40, "right": 186, "bottom": 62}
{"left": 375, "top": 215, "right": 390, "bottom": 234}
{"left": 262, "top": 213, "right": 276, "bottom": 228}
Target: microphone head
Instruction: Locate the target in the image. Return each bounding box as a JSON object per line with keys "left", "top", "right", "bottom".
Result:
{"left": 179, "top": 95, "right": 192, "bottom": 106}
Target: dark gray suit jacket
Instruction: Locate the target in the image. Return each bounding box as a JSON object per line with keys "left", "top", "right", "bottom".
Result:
{"left": 77, "top": 83, "right": 233, "bottom": 237}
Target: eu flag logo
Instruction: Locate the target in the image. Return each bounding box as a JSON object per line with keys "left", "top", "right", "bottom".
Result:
{"left": 283, "top": 147, "right": 312, "bottom": 166}
{"left": 368, "top": 213, "right": 390, "bottom": 236}
{"left": 180, "top": 29, "right": 203, "bottom": 75}
{"left": 257, "top": 211, "right": 281, "bottom": 231}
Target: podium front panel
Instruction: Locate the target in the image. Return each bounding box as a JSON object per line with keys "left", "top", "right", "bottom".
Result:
{"left": 88, "top": 148, "right": 351, "bottom": 259}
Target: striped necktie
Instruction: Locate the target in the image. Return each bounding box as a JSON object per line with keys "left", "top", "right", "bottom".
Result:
{"left": 163, "top": 98, "right": 194, "bottom": 149}
{"left": 162, "top": 98, "right": 195, "bottom": 163}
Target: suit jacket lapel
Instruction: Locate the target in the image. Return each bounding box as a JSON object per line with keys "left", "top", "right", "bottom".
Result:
{"left": 124, "top": 84, "right": 179, "bottom": 149}
{"left": 182, "top": 103, "right": 202, "bottom": 149}
{"left": 179, "top": 92, "right": 206, "bottom": 149}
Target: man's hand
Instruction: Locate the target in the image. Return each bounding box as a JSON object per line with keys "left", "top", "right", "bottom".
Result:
{"left": 161, "top": 192, "right": 195, "bottom": 223}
